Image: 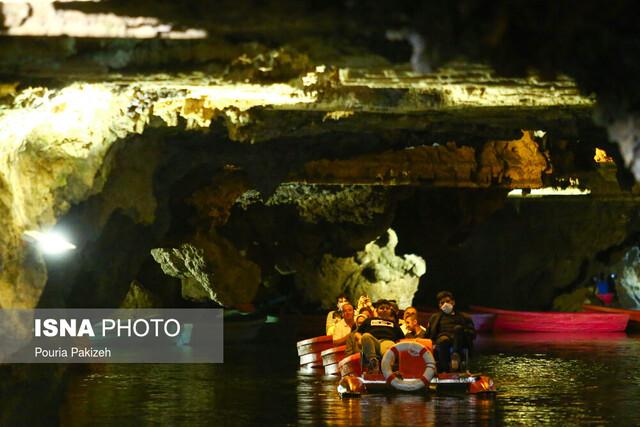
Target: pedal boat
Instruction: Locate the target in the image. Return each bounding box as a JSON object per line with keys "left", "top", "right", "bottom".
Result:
{"left": 337, "top": 340, "right": 495, "bottom": 397}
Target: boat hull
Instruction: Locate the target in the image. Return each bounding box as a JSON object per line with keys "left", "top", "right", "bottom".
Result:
{"left": 471, "top": 305, "right": 629, "bottom": 332}
{"left": 338, "top": 372, "right": 495, "bottom": 396}
{"left": 583, "top": 304, "right": 640, "bottom": 331}
{"left": 297, "top": 335, "right": 334, "bottom": 368}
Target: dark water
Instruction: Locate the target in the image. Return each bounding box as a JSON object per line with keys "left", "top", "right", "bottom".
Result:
{"left": 58, "top": 333, "right": 640, "bottom": 426}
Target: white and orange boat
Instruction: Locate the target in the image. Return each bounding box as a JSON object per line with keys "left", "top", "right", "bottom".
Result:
{"left": 297, "top": 335, "right": 335, "bottom": 370}
{"left": 335, "top": 339, "right": 496, "bottom": 397}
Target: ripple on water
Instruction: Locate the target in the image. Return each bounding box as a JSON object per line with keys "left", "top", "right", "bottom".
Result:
{"left": 59, "top": 334, "right": 640, "bottom": 426}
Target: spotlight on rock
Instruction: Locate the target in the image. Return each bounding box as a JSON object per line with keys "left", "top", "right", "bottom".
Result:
{"left": 24, "top": 230, "right": 76, "bottom": 255}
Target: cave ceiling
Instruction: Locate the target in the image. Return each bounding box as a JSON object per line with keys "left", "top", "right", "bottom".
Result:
{"left": 1, "top": 1, "right": 640, "bottom": 310}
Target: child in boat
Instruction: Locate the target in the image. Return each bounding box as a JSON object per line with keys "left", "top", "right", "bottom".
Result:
{"left": 426, "top": 291, "right": 476, "bottom": 372}
{"left": 400, "top": 306, "right": 427, "bottom": 336}
{"left": 404, "top": 314, "right": 427, "bottom": 339}
{"left": 355, "top": 299, "right": 404, "bottom": 374}
{"left": 326, "top": 293, "right": 349, "bottom": 335}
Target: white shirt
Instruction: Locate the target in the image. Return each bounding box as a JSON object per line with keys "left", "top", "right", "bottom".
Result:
{"left": 332, "top": 319, "right": 355, "bottom": 341}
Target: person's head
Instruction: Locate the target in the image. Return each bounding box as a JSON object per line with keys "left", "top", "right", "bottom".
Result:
{"left": 436, "top": 290, "right": 455, "bottom": 314}
{"left": 405, "top": 313, "right": 418, "bottom": 330}
{"left": 341, "top": 302, "right": 355, "bottom": 322}
{"left": 403, "top": 306, "right": 418, "bottom": 321}
{"left": 374, "top": 299, "right": 396, "bottom": 321}
{"left": 336, "top": 293, "right": 349, "bottom": 310}
{"left": 355, "top": 313, "right": 368, "bottom": 327}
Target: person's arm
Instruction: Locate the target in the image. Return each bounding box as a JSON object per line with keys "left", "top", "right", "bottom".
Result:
{"left": 332, "top": 323, "right": 352, "bottom": 345}
{"left": 462, "top": 313, "right": 476, "bottom": 339}
{"left": 333, "top": 334, "right": 348, "bottom": 346}
{"left": 425, "top": 313, "right": 437, "bottom": 339}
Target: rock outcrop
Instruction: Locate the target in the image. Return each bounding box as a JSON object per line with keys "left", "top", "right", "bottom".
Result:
{"left": 295, "top": 228, "right": 426, "bottom": 309}
{"left": 150, "top": 234, "right": 261, "bottom": 306}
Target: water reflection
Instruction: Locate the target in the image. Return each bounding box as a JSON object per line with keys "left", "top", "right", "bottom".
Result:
{"left": 55, "top": 335, "right": 640, "bottom": 426}
{"left": 297, "top": 372, "right": 495, "bottom": 426}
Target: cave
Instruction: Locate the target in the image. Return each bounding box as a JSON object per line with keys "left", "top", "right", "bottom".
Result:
{"left": 2, "top": 1, "right": 640, "bottom": 424}
{"left": 2, "top": 1, "right": 640, "bottom": 315}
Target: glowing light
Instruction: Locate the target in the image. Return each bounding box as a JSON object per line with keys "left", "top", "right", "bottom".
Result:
{"left": 594, "top": 148, "right": 614, "bottom": 164}
{"left": 24, "top": 230, "right": 76, "bottom": 254}
{"left": 0, "top": 1, "right": 206, "bottom": 39}
{"left": 507, "top": 187, "right": 591, "bottom": 198}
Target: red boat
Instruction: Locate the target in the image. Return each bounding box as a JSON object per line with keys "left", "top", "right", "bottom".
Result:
{"left": 470, "top": 305, "right": 629, "bottom": 332}
{"left": 297, "top": 335, "right": 334, "bottom": 369}
{"left": 321, "top": 345, "right": 346, "bottom": 375}
{"left": 337, "top": 340, "right": 495, "bottom": 396}
{"left": 583, "top": 304, "right": 640, "bottom": 331}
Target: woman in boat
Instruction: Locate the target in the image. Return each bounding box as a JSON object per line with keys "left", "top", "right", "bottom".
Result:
{"left": 426, "top": 290, "right": 476, "bottom": 372}
{"left": 326, "top": 294, "right": 349, "bottom": 335}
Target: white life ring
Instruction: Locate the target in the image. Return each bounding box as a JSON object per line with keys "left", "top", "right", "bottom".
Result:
{"left": 381, "top": 342, "right": 436, "bottom": 391}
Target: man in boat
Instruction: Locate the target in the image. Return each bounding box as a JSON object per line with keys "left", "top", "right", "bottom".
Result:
{"left": 400, "top": 306, "right": 426, "bottom": 336}
{"left": 426, "top": 291, "right": 476, "bottom": 372}
{"left": 332, "top": 302, "right": 356, "bottom": 346}
{"left": 355, "top": 299, "right": 405, "bottom": 374}
{"left": 326, "top": 293, "right": 350, "bottom": 335}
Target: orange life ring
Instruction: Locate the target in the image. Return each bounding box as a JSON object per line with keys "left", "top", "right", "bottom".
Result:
{"left": 381, "top": 342, "right": 436, "bottom": 391}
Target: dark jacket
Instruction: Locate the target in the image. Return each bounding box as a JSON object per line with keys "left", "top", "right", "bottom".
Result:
{"left": 426, "top": 311, "right": 476, "bottom": 341}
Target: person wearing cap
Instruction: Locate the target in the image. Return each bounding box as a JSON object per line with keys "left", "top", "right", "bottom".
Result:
{"left": 354, "top": 299, "right": 404, "bottom": 374}
{"left": 426, "top": 290, "right": 476, "bottom": 372}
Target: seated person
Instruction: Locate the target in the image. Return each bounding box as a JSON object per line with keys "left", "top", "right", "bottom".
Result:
{"left": 326, "top": 293, "right": 349, "bottom": 335}
{"left": 332, "top": 303, "right": 355, "bottom": 346}
{"left": 355, "top": 299, "right": 404, "bottom": 374}
{"left": 344, "top": 311, "right": 370, "bottom": 356}
{"left": 403, "top": 313, "right": 427, "bottom": 339}
{"left": 426, "top": 290, "right": 476, "bottom": 372}
{"left": 400, "top": 306, "right": 426, "bottom": 336}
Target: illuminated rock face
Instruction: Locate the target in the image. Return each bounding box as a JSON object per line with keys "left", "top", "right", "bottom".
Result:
{"left": 0, "top": 27, "right": 633, "bottom": 311}
{"left": 616, "top": 247, "right": 640, "bottom": 309}
{"left": 150, "top": 237, "right": 261, "bottom": 306}
{"left": 296, "top": 229, "right": 426, "bottom": 309}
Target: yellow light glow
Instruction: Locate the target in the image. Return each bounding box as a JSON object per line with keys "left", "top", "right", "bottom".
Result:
{"left": 507, "top": 187, "right": 591, "bottom": 198}
{"left": 0, "top": 1, "right": 206, "bottom": 39}
{"left": 594, "top": 148, "right": 614, "bottom": 163}
{"left": 0, "top": 85, "right": 117, "bottom": 158}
